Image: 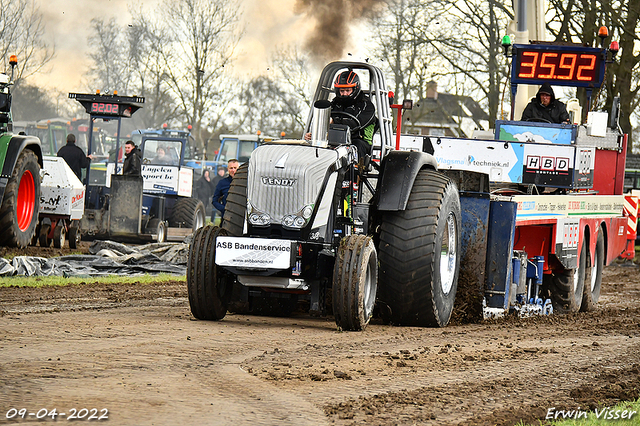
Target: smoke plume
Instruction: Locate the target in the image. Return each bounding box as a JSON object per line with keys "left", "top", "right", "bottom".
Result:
{"left": 294, "top": 0, "right": 384, "bottom": 65}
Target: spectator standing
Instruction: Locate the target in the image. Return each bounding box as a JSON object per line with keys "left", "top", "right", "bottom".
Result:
{"left": 123, "top": 140, "right": 142, "bottom": 176}
{"left": 212, "top": 159, "right": 239, "bottom": 219}
{"left": 196, "top": 169, "right": 216, "bottom": 218}
{"left": 57, "top": 133, "right": 94, "bottom": 181}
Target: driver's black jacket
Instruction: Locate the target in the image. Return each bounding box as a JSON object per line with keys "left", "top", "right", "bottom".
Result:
{"left": 520, "top": 82, "right": 570, "bottom": 124}
{"left": 331, "top": 91, "right": 376, "bottom": 144}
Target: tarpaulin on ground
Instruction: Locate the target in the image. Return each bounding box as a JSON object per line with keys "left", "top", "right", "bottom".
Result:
{"left": 0, "top": 240, "right": 190, "bottom": 277}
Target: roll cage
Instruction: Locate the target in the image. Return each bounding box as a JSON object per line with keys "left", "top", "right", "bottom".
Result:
{"left": 305, "top": 62, "right": 395, "bottom": 159}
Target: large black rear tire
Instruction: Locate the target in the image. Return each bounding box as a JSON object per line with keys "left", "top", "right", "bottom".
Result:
{"left": 170, "top": 198, "right": 205, "bottom": 231}
{"left": 0, "top": 149, "right": 40, "bottom": 248}
{"left": 187, "top": 225, "right": 232, "bottom": 320}
{"left": 332, "top": 235, "right": 377, "bottom": 331}
{"left": 581, "top": 229, "right": 604, "bottom": 311}
{"left": 378, "top": 169, "right": 461, "bottom": 327}
{"left": 222, "top": 163, "right": 248, "bottom": 236}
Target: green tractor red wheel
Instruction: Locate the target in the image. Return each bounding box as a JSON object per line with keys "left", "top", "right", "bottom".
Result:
{"left": 0, "top": 149, "right": 41, "bottom": 248}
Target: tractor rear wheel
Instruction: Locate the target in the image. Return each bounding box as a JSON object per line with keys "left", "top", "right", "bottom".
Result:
{"left": 332, "top": 234, "right": 377, "bottom": 331}
{"left": 378, "top": 169, "right": 461, "bottom": 327}
{"left": 187, "top": 225, "right": 232, "bottom": 320}
{"left": 581, "top": 229, "right": 604, "bottom": 311}
{"left": 221, "top": 163, "right": 249, "bottom": 313}
{"left": 0, "top": 149, "right": 40, "bottom": 248}
{"left": 222, "top": 163, "right": 248, "bottom": 236}
{"left": 170, "top": 198, "right": 205, "bottom": 232}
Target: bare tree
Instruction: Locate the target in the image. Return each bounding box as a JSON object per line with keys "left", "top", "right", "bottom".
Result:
{"left": 270, "top": 45, "right": 314, "bottom": 134}
{"left": 368, "top": 0, "right": 512, "bottom": 128}
{"left": 87, "top": 18, "right": 130, "bottom": 94}
{"left": 125, "top": 10, "right": 181, "bottom": 129}
{"left": 0, "top": 0, "right": 54, "bottom": 84}
{"left": 547, "top": 0, "right": 640, "bottom": 150}
{"left": 368, "top": 0, "right": 437, "bottom": 101}
{"left": 159, "top": 0, "right": 244, "bottom": 150}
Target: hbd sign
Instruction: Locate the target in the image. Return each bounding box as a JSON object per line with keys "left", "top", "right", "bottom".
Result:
{"left": 526, "top": 156, "right": 570, "bottom": 172}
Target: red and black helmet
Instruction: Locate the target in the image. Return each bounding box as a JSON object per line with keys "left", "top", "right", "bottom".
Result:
{"left": 334, "top": 70, "right": 361, "bottom": 100}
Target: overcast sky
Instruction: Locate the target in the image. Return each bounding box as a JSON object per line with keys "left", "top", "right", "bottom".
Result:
{"left": 30, "top": 0, "right": 369, "bottom": 93}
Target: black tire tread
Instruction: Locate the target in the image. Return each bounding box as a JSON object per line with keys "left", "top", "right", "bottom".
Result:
{"left": 222, "top": 163, "right": 248, "bottom": 236}
{"left": 0, "top": 149, "right": 40, "bottom": 248}
{"left": 68, "top": 226, "right": 80, "bottom": 249}
{"left": 170, "top": 197, "right": 205, "bottom": 230}
{"left": 581, "top": 229, "right": 604, "bottom": 312}
{"left": 187, "top": 225, "right": 230, "bottom": 320}
{"left": 378, "top": 168, "right": 460, "bottom": 327}
{"left": 548, "top": 265, "right": 583, "bottom": 314}
{"left": 333, "top": 234, "right": 376, "bottom": 331}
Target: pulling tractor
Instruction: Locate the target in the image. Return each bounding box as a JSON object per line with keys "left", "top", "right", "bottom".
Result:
{"left": 188, "top": 32, "right": 634, "bottom": 330}
{"left": 0, "top": 55, "right": 43, "bottom": 248}
{"left": 188, "top": 61, "right": 466, "bottom": 330}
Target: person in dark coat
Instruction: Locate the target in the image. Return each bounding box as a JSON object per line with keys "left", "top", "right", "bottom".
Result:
{"left": 196, "top": 169, "right": 216, "bottom": 217}
{"left": 212, "top": 159, "right": 239, "bottom": 218}
{"left": 521, "top": 83, "right": 571, "bottom": 124}
{"left": 57, "top": 133, "right": 94, "bottom": 181}
{"left": 123, "top": 140, "right": 142, "bottom": 176}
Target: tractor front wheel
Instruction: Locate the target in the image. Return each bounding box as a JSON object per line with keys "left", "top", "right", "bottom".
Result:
{"left": 187, "top": 225, "right": 233, "bottom": 320}
{"left": 332, "top": 235, "right": 377, "bottom": 331}
{"left": 170, "top": 198, "right": 205, "bottom": 232}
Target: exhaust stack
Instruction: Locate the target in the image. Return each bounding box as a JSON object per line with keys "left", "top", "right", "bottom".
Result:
{"left": 310, "top": 99, "right": 331, "bottom": 148}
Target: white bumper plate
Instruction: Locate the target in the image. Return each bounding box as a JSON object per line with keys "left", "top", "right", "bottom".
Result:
{"left": 215, "top": 237, "right": 293, "bottom": 269}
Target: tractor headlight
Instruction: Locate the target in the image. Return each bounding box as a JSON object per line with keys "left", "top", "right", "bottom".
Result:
{"left": 283, "top": 215, "right": 295, "bottom": 227}
{"left": 248, "top": 204, "right": 271, "bottom": 227}
{"left": 281, "top": 204, "right": 314, "bottom": 229}
{"left": 302, "top": 205, "right": 313, "bottom": 219}
{"left": 249, "top": 213, "right": 271, "bottom": 226}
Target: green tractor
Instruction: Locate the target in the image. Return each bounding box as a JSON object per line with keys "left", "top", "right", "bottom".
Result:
{"left": 0, "top": 55, "right": 43, "bottom": 248}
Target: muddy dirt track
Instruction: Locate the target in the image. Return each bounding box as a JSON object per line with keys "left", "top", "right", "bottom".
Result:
{"left": 1, "top": 253, "right": 639, "bottom": 425}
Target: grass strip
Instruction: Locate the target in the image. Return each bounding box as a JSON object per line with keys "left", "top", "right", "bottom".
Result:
{"left": 0, "top": 273, "right": 185, "bottom": 288}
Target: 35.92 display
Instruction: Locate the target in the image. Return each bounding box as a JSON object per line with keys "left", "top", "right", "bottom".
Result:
{"left": 511, "top": 44, "right": 605, "bottom": 88}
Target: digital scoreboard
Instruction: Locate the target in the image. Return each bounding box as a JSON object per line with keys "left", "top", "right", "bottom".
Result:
{"left": 511, "top": 44, "right": 606, "bottom": 88}
{"left": 69, "top": 93, "right": 145, "bottom": 118}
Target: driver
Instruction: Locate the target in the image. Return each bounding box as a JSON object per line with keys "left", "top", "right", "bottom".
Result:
{"left": 306, "top": 70, "right": 376, "bottom": 159}
{"left": 152, "top": 146, "right": 171, "bottom": 164}
{"left": 520, "top": 83, "right": 571, "bottom": 124}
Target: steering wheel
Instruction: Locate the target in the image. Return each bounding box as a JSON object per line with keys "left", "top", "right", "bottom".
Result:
{"left": 524, "top": 117, "right": 552, "bottom": 124}
{"left": 332, "top": 111, "right": 362, "bottom": 131}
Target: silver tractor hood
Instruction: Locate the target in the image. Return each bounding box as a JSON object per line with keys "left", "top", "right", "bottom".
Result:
{"left": 247, "top": 143, "right": 343, "bottom": 229}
